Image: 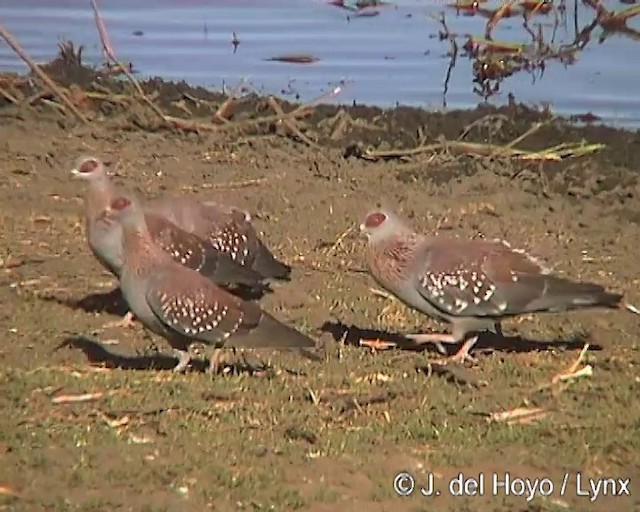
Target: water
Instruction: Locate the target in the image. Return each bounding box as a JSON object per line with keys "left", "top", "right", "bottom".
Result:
{"left": 1, "top": 0, "right": 640, "bottom": 127}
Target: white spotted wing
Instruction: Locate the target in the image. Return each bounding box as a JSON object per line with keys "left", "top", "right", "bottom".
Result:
{"left": 145, "top": 271, "right": 261, "bottom": 345}
{"left": 415, "top": 238, "right": 545, "bottom": 317}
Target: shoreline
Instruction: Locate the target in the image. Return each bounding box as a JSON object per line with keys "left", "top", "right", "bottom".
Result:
{"left": 1, "top": 44, "right": 639, "bottom": 176}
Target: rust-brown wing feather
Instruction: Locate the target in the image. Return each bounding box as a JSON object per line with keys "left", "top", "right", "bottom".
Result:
{"left": 145, "top": 269, "right": 316, "bottom": 349}
{"left": 145, "top": 271, "right": 262, "bottom": 347}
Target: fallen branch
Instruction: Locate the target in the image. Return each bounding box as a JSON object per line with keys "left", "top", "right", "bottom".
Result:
{"left": 213, "top": 106, "right": 313, "bottom": 132}
{"left": 489, "top": 120, "right": 545, "bottom": 158}
{"left": 268, "top": 96, "right": 319, "bottom": 148}
{"left": 0, "top": 84, "right": 19, "bottom": 105}
{"left": 359, "top": 138, "right": 604, "bottom": 162}
{"left": 625, "top": 303, "right": 640, "bottom": 315}
{"left": 0, "top": 23, "right": 89, "bottom": 123}
{"left": 214, "top": 78, "right": 250, "bottom": 124}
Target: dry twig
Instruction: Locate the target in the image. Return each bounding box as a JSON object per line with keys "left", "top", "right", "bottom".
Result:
{"left": 51, "top": 392, "right": 104, "bottom": 404}
{"left": 325, "top": 225, "right": 355, "bottom": 257}
{"left": 359, "top": 138, "right": 603, "bottom": 162}
{"left": 551, "top": 343, "right": 591, "bottom": 383}
{"left": 486, "top": 406, "right": 548, "bottom": 425}
{"left": 90, "top": 0, "right": 167, "bottom": 124}
{"left": 267, "top": 96, "right": 319, "bottom": 148}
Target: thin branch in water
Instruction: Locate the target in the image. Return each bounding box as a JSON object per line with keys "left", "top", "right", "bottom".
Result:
{"left": 442, "top": 39, "right": 458, "bottom": 108}
{"left": 91, "top": 0, "right": 115, "bottom": 62}
{"left": 485, "top": 0, "right": 519, "bottom": 40}
{"left": 90, "top": 0, "right": 167, "bottom": 124}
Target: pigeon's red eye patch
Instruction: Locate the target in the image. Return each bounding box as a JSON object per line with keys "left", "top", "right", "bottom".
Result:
{"left": 111, "top": 197, "right": 131, "bottom": 211}
{"left": 78, "top": 159, "right": 99, "bottom": 174}
{"left": 364, "top": 212, "right": 387, "bottom": 228}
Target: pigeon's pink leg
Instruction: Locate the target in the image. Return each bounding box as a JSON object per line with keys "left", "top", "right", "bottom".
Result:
{"left": 102, "top": 311, "right": 136, "bottom": 329}
{"left": 439, "top": 335, "right": 479, "bottom": 365}
{"left": 405, "top": 332, "right": 457, "bottom": 355}
{"left": 405, "top": 333, "right": 458, "bottom": 344}
{"left": 407, "top": 333, "right": 479, "bottom": 364}
{"left": 208, "top": 348, "right": 225, "bottom": 375}
{"left": 173, "top": 349, "right": 192, "bottom": 373}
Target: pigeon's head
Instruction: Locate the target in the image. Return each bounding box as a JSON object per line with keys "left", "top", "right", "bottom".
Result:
{"left": 70, "top": 156, "right": 107, "bottom": 182}
{"left": 359, "top": 209, "right": 398, "bottom": 243}
{"left": 108, "top": 194, "right": 144, "bottom": 228}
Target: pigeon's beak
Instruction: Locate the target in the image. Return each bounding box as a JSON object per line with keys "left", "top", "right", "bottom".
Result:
{"left": 70, "top": 168, "right": 80, "bottom": 178}
{"left": 96, "top": 208, "right": 111, "bottom": 222}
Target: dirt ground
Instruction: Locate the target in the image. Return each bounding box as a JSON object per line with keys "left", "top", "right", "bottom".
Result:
{"left": 1, "top": 53, "right": 640, "bottom": 512}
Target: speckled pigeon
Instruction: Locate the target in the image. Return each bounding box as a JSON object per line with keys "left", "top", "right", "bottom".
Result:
{"left": 72, "top": 156, "right": 291, "bottom": 282}
{"left": 360, "top": 209, "right": 622, "bottom": 364}
{"left": 108, "top": 194, "right": 318, "bottom": 374}
{"left": 72, "top": 156, "right": 273, "bottom": 326}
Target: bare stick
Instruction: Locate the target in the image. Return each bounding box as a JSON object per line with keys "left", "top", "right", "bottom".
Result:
{"left": 90, "top": 0, "right": 167, "bottom": 123}
{"left": 91, "top": 0, "right": 116, "bottom": 61}
{"left": 0, "top": 84, "right": 19, "bottom": 104}
{"left": 214, "top": 78, "right": 250, "bottom": 123}
{"left": 0, "top": 23, "right": 89, "bottom": 123}
{"left": 489, "top": 121, "right": 545, "bottom": 158}
{"left": 267, "top": 96, "right": 318, "bottom": 148}
{"left": 291, "top": 83, "right": 344, "bottom": 116}
{"left": 485, "top": 0, "right": 519, "bottom": 40}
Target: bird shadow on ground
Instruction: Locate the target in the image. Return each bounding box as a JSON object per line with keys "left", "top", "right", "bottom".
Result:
{"left": 40, "top": 284, "right": 270, "bottom": 318}
{"left": 320, "top": 320, "right": 443, "bottom": 355}
{"left": 223, "top": 283, "right": 273, "bottom": 301}
{"left": 40, "top": 287, "right": 129, "bottom": 317}
{"left": 472, "top": 331, "right": 602, "bottom": 354}
{"left": 55, "top": 335, "right": 271, "bottom": 376}
{"left": 320, "top": 321, "right": 602, "bottom": 356}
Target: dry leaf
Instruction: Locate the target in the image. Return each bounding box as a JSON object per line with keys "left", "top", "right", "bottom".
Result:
{"left": 359, "top": 339, "right": 396, "bottom": 351}
{"left": 52, "top": 392, "right": 103, "bottom": 404}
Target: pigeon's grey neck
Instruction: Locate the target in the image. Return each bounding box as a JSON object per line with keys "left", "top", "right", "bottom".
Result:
{"left": 120, "top": 208, "right": 149, "bottom": 235}
{"left": 85, "top": 169, "right": 111, "bottom": 188}
{"left": 84, "top": 175, "right": 115, "bottom": 219}
{"left": 120, "top": 213, "right": 164, "bottom": 271}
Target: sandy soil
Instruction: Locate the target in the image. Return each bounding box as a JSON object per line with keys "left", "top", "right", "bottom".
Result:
{"left": 0, "top": 53, "right": 639, "bottom": 511}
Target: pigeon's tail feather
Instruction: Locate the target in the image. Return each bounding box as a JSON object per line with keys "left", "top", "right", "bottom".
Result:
{"left": 252, "top": 243, "right": 292, "bottom": 281}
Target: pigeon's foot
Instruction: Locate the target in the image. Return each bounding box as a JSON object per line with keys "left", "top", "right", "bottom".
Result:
{"left": 405, "top": 332, "right": 458, "bottom": 355}
{"left": 172, "top": 349, "right": 192, "bottom": 373}
{"left": 208, "top": 348, "right": 226, "bottom": 376}
{"left": 436, "top": 335, "right": 479, "bottom": 365}
{"left": 102, "top": 311, "right": 136, "bottom": 329}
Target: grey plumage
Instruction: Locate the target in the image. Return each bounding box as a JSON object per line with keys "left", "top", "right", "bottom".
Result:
{"left": 71, "top": 156, "right": 268, "bottom": 295}
{"left": 360, "top": 209, "right": 622, "bottom": 363}
{"left": 109, "top": 195, "right": 318, "bottom": 373}
{"left": 145, "top": 197, "right": 292, "bottom": 280}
